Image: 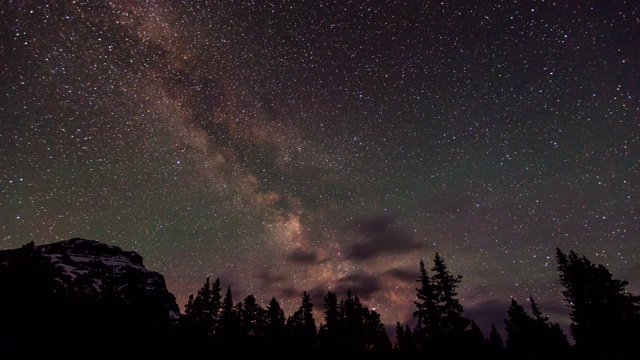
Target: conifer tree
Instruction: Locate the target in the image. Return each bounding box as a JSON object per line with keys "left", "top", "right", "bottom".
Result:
{"left": 265, "top": 297, "right": 286, "bottom": 341}
{"left": 528, "top": 296, "right": 569, "bottom": 355}
{"left": 413, "top": 258, "right": 438, "bottom": 348}
{"left": 218, "top": 286, "right": 240, "bottom": 343}
{"left": 430, "top": 252, "right": 469, "bottom": 335}
{"left": 341, "top": 289, "right": 366, "bottom": 353}
{"left": 319, "top": 291, "right": 339, "bottom": 352}
{"left": 394, "top": 323, "right": 417, "bottom": 355}
{"left": 489, "top": 323, "right": 505, "bottom": 358}
{"left": 504, "top": 298, "right": 535, "bottom": 358}
{"left": 412, "top": 253, "right": 470, "bottom": 355}
{"left": 504, "top": 297, "right": 569, "bottom": 360}
{"left": 209, "top": 278, "right": 222, "bottom": 333}
{"left": 363, "top": 308, "right": 392, "bottom": 355}
{"left": 394, "top": 322, "right": 405, "bottom": 351}
{"left": 239, "top": 294, "right": 265, "bottom": 338}
{"left": 286, "top": 291, "right": 317, "bottom": 351}
{"left": 466, "top": 319, "right": 489, "bottom": 354}
{"left": 556, "top": 248, "right": 640, "bottom": 358}
{"left": 181, "top": 276, "right": 223, "bottom": 337}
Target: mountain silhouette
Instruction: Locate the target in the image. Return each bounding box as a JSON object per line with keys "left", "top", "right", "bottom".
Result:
{"left": 0, "top": 238, "right": 181, "bottom": 358}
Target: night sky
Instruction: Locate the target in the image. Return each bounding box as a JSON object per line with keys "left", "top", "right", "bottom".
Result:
{"left": 2, "top": 0, "right": 639, "bottom": 340}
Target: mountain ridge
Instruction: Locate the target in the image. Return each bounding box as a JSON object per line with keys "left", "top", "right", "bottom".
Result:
{"left": 0, "top": 237, "right": 182, "bottom": 357}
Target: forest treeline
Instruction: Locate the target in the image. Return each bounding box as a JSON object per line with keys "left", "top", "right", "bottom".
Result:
{"left": 174, "top": 248, "right": 640, "bottom": 359}
{"left": 1, "top": 246, "right": 639, "bottom": 359}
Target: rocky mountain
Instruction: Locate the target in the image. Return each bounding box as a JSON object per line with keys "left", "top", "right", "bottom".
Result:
{"left": 0, "top": 238, "right": 182, "bottom": 355}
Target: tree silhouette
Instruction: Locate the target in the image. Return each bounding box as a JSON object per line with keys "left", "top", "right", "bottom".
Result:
{"left": 411, "top": 253, "right": 471, "bottom": 355}
{"left": 363, "top": 307, "right": 392, "bottom": 356}
{"left": 218, "top": 285, "right": 240, "bottom": 345}
{"left": 286, "top": 291, "right": 317, "bottom": 352}
{"left": 265, "top": 297, "right": 286, "bottom": 353}
{"left": 239, "top": 294, "right": 265, "bottom": 339}
{"left": 488, "top": 324, "right": 505, "bottom": 358}
{"left": 528, "top": 296, "right": 570, "bottom": 356}
{"left": 7, "top": 239, "right": 640, "bottom": 358}
{"left": 181, "top": 276, "right": 221, "bottom": 337}
{"left": 394, "top": 322, "right": 417, "bottom": 355}
{"left": 504, "top": 298, "right": 536, "bottom": 358}
{"left": 431, "top": 252, "right": 469, "bottom": 334}
{"left": 464, "top": 320, "right": 490, "bottom": 355}
{"left": 504, "top": 297, "right": 569, "bottom": 360}
{"left": 318, "top": 291, "right": 339, "bottom": 353}
{"left": 556, "top": 248, "right": 640, "bottom": 359}
{"left": 318, "top": 289, "right": 391, "bottom": 357}
{"left": 341, "top": 289, "right": 367, "bottom": 354}
{"left": 412, "top": 258, "right": 439, "bottom": 350}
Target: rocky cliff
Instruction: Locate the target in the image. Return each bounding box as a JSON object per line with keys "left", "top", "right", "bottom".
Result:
{"left": 0, "top": 238, "right": 181, "bottom": 356}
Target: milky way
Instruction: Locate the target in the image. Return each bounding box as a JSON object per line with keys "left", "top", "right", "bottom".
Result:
{"left": 2, "top": 0, "right": 638, "bottom": 340}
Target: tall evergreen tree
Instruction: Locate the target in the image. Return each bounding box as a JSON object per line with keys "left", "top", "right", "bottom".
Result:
{"left": 209, "top": 278, "right": 222, "bottom": 333}
{"left": 528, "top": 296, "right": 570, "bottom": 356}
{"left": 465, "top": 319, "right": 489, "bottom": 355}
{"left": 319, "top": 291, "right": 339, "bottom": 353}
{"left": 394, "top": 322, "right": 417, "bottom": 356}
{"left": 394, "top": 322, "right": 406, "bottom": 352}
{"left": 504, "top": 298, "right": 536, "bottom": 359}
{"left": 413, "top": 258, "right": 438, "bottom": 349}
{"left": 489, "top": 324, "right": 505, "bottom": 358}
{"left": 363, "top": 308, "right": 392, "bottom": 355}
{"left": 265, "top": 297, "right": 286, "bottom": 341}
{"left": 504, "top": 297, "right": 569, "bottom": 360}
{"left": 286, "top": 291, "right": 317, "bottom": 351}
{"left": 556, "top": 248, "right": 640, "bottom": 358}
{"left": 341, "top": 289, "right": 366, "bottom": 353}
{"left": 218, "top": 286, "right": 240, "bottom": 344}
{"left": 182, "top": 276, "right": 217, "bottom": 336}
{"left": 239, "top": 294, "right": 265, "bottom": 338}
{"left": 318, "top": 290, "right": 391, "bottom": 356}
{"left": 412, "top": 253, "right": 470, "bottom": 355}
{"left": 430, "top": 252, "right": 469, "bottom": 335}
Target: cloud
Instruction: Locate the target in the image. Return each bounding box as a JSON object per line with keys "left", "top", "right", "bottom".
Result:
{"left": 286, "top": 247, "right": 320, "bottom": 264}
{"left": 385, "top": 267, "right": 419, "bottom": 283}
{"left": 278, "top": 285, "right": 301, "bottom": 301}
{"left": 335, "top": 272, "right": 382, "bottom": 299}
{"left": 464, "top": 298, "right": 509, "bottom": 338}
{"left": 305, "top": 272, "right": 382, "bottom": 306}
{"left": 255, "top": 268, "right": 287, "bottom": 287}
{"left": 344, "top": 216, "right": 425, "bottom": 261}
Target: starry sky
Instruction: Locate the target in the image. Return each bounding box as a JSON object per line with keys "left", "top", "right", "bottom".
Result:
{"left": 1, "top": 0, "right": 639, "bottom": 340}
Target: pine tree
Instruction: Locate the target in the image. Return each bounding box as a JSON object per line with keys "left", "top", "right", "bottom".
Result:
{"left": 465, "top": 320, "right": 489, "bottom": 355}
{"left": 504, "top": 297, "right": 569, "bottom": 360}
{"left": 210, "top": 278, "right": 222, "bottom": 333}
{"left": 504, "top": 298, "right": 535, "bottom": 359}
{"left": 394, "top": 322, "right": 405, "bottom": 352}
{"left": 218, "top": 286, "right": 240, "bottom": 344}
{"left": 489, "top": 324, "right": 505, "bottom": 358}
{"left": 182, "top": 276, "right": 216, "bottom": 336}
{"left": 342, "top": 289, "right": 366, "bottom": 353}
{"left": 394, "top": 323, "right": 417, "bottom": 355}
{"left": 556, "top": 248, "right": 640, "bottom": 358}
{"left": 286, "top": 291, "right": 317, "bottom": 351}
{"left": 319, "top": 291, "right": 339, "bottom": 353}
{"left": 239, "top": 294, "right": 265, "bottom": 338}
{"left": 413, "top": 258, "right": 438, "bottom": 348}
{"left": 364, "top": 308, "right": 392, "bottom": 355}
{"left": 430, "top": 252, "right": 469, "bottom": 335}
{"left": 265, "top": 297, "right": 286, "bottom": 341}
{"left": 412, "top": 253, "right": 470, "bottom": 355}
{"left": 528, "top": 296, "right": 569, "bottom": 356}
